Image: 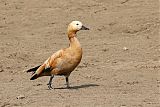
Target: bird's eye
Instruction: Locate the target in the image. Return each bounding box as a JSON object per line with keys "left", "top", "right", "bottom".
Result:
{"left": 76, "top": 23, "right": 79, "bottom": 25}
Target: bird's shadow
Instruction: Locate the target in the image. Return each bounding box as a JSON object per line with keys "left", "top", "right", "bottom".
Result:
{"left": 54, "top": 83, "right": 99, "bottom": 90}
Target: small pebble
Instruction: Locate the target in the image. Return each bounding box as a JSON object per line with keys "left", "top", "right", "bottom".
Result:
{"left": 120, "top": 105, "right": 127, "bottom": 107}
{"left": 16, "top": 95, "right": 25, "bottom": 99}
{"left": 123, "top": 47, "right": 128, "bottom": 51}
{"left": 86, "top": 75, "right": 91, "bottom": 78}
{"left": 0, "top": 68, "right": 4, "bottom": 72}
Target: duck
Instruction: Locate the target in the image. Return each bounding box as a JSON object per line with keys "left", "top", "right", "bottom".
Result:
{"left": 27, "top": 21, "right": 89, "bottom": 89}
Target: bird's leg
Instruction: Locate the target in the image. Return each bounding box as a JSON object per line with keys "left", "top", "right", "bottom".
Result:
{"left": 65, "top": 76, "right": 70, "bottom": 88}
{"left": 47, "top": 75, "right": 54, "bottom": 89}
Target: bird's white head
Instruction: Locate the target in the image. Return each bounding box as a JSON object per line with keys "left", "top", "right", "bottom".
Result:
{"left": 68, "top": 21, "right": 89, "bottom": 32}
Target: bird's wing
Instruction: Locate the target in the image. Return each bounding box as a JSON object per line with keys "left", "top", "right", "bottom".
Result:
{"left": 44, "top": 49, "right": 64, "bottom": 70}
{"left": 30, "top": 49, "right": 64, "bottom": 80}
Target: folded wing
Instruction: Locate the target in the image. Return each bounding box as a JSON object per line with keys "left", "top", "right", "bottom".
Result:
{"left": 30, "top": 50, "right": 63, "bottom": 80}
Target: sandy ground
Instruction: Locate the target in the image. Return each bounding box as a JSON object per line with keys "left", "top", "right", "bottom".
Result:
{"left": 0, "top": 0, "right": 160, "bottom": 107}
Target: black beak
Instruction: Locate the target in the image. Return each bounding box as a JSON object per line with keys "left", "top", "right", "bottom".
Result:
{"left": 80, "top": 25, "right": 89, "bottom": 30}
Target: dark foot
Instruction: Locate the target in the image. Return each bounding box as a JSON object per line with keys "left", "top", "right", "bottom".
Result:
{"left": 47, "top": 75, "right": 54, "bottom": 90}
{"left": 66, "top": 85, "right": 70, "bottom": 89}
{"left": 65, "top": 76, "right": 70, "bottom": 89}
{"left": 47, "top": 83, "right": 54, "bottom": 90}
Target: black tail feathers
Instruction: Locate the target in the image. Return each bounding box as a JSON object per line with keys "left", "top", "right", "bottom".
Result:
{"left": 27, "top": 65, "right": 41, "bottom": 73}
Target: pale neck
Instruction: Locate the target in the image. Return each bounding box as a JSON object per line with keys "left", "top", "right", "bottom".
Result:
{"left": 67, "top": 29, "right": 81, "bottom": 48}
{"left": 69, "top": 36, "right": 81, "bottom": 48}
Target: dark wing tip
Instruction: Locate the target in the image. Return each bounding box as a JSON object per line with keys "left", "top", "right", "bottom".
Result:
{"left": 30, "top": 74, "right": 38, "bottom": 80}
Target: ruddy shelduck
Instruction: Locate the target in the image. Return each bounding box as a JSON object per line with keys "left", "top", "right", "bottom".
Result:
{"left": 27, "top": 21, "right": 89, "bottom": 89}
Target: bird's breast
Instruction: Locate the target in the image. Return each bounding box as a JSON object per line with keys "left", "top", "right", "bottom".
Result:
{"left": 59, "top": 48, "right": 82, "bottom": 72}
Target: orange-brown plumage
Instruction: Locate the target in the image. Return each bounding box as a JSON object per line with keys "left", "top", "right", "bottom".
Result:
{"left": 27, "top": 21, "right": 89, "bottom": 89}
